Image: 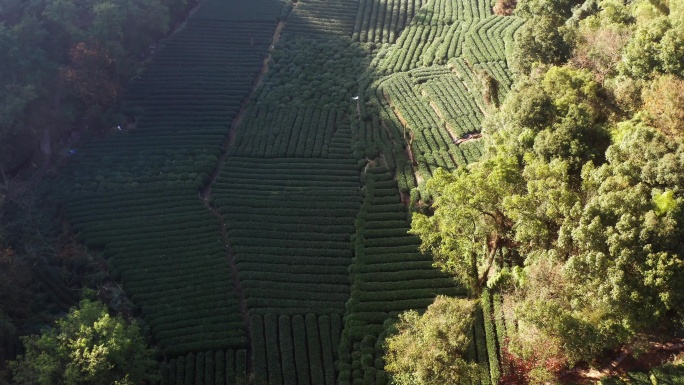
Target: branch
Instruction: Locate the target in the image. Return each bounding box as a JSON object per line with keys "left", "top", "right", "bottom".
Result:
{"left": 478, "top": 240, "right": 500, "bottom": 289}
{"left": 477, "top": 208, "right": 498, "bottom": 222}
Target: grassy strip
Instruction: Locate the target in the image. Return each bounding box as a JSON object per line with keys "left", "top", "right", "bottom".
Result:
{"left": 482, "top": 290, "right": 501, "bottom": 385}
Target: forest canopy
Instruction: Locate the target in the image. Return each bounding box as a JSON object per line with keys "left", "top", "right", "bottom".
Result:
{"left": 390, "top": 0, "right": 684, "bottom": 381}
{"left": 9, "top": 299, "right": 158, "bottom": 385}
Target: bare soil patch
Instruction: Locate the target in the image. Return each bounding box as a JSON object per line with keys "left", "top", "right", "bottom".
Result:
{"left": 559, "top": 339, "right": 684, "bottom": 384}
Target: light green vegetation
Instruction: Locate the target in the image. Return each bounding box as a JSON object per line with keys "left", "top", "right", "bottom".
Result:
{"left": 385, "top": 296, "right": 479, "bottom": 385}
{"left": 402, "top": 0, "right": 684, "bottom": 382}
{"left": 10, "top": 300, "right": 158, "bottom": 385}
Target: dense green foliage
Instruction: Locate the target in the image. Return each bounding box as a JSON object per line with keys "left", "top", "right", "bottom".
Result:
{"left": 213, "top": 158, "right": 361, "bottom": 315}
{"left": 44, "top": 0, "right": 288, "bottom": 357}
{"left": 253, "top": 36, "right": 369, "bottom": 109}
{"left": 353, "top": 0, "right": 519, "bottom": 210}
{"left": 353, "top": 0, "right": 426, "bottom": 42}
{"left": 337, "top": 167, "right": 464, "bottom": 384}
{"left": 10, "top": 300, "right": 157, "bottom": 385}
{"left": 161, "top": 349, "right": 248, "bottom": 385}
{"left": 385, "top": 296, "right": 478, "bottom": 385}
{"left": 286, "top": 0, "right": 358, "bottom": 36}
{"left": 406, "top": 0, "right": 684, "bottom": 382}
{"left": 232, "top": 107, "right": 347, "bottom": 158}
{"left": 42, "top": 0, "right": 513, "bottom": 382}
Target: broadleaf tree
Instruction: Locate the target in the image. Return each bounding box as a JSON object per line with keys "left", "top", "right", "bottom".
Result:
{"left": 385, "top": 296, "right": 478, "bottom": 385}
{"left": 10, "top": 299, "right": 158, "bottom": 385}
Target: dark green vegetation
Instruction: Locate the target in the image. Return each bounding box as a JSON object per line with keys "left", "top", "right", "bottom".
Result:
{"left": 162, "top": 349, "right": 249, "bottom": 385}
{"left": 3, "top": 0, "right": 684, "bottom": 384}
{"left": 0, "top": 0, "right": 196, "bottom": 173}
{"left": 49, "top": 0, "right": 287, "bottom": 356}
{"left": 215, "top": 158, "right": 361, "bottom": 315}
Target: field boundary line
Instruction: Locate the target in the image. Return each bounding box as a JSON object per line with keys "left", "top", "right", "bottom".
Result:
{"left": 198, "top": 14, "right": 290, "bottom": 376}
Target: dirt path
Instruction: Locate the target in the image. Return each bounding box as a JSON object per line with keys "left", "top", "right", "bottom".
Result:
{"left": 381, "top": 93, "right": 432, "bottom": 191}
{"left": 382, "top": 92, "right": 413, "bottom": 157}
{"left": 559, "top": 339, "right": 684, "bottom": 384}
{"left": 430, "top": 101, "right": 461, "bottom": 141}
{"left": 228, "top": 20, "right": 286, "bottom": 146}
{"left": 201, "top": 196, "right": 252, "bottom": 366}
{"left": 199, "top": 156, "right": 252, "bottom": 370}
{"left": 197, "top": 16, "right": 288, "bottom": 375}
{"left": 450, "top": 59, "right": 489, "bottom": 116}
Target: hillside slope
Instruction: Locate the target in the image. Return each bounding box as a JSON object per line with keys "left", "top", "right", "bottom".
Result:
{"left": 50, "top": 0, "right": 522, "bottom": 383}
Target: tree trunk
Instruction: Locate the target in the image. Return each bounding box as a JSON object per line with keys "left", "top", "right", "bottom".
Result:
{"left": 478, "top": 244, "right": 499, "bottom": 293}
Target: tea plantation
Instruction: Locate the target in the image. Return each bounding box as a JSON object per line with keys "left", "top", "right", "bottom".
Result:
{"left": 51, "top": 0, "right": 522, "bottom": 383}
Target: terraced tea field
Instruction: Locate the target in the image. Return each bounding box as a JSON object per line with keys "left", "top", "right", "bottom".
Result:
{"left": 52, "top": 0, "right": 524, "bottom": 383}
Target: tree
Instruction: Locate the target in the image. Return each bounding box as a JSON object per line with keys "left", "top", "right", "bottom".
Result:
{"left": 493, "top": 0, "right": 517, "bottom": 16}
{"left": 10, "top": 299, "right": 158, "bottom": 385}
{"left": 642, "top": 74, "right": 684, "bottom": 137}
{"left": 510, "top": 15, "right": 573, "bottom": 75}
{"left": 0, "top": 20, "right": 48, "bottom": 139}
{"left": 510, "top": 0, "right": 584, "bottom": 75}
{"left": 60, "top": 40, "right": 119, "bottom": 107}
{"left": 508, "top": 123, "right": 684, "bottom": 365}
{"left": 384, "top": 296, "right": 478, "bottom": 385}
{"left": 515, "top": 0, "right": 580, "bottom": 19}
{"left": 486, "top": 66, "right": 611, "bottom": 172}
{"left": 0, "top": 0, "right": 190, "bottom": 174}
{"left": 571, "top": 24, "right": 632, "bottom": 82}
{"left": 563, "top": 124, "right": 684, "bottom": 333}
{"left": 92, "top": 2, "right": 125, "bottom": 43}
{"left": 412, "top": 53, "right": 684, "bottom": 371}
{"left": 415, "top": 65, "right": 612, "bottom": 297}
{"left": 659, "top": 23, "right": 684, "bottom": 75}
{"left": 620, "top": 16, "right": 672, "bottom": 78}
{"left": 503, "top": 156, "right": 580, "bottom": 255}
{"left": 411, "top": 155, "right": 525, "bottom": 295}
{"left": 123, "top": 0, "right": 170, "bottom": 55}
{"left": 617, "top": 0, "right": 684, "bottom": 79}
